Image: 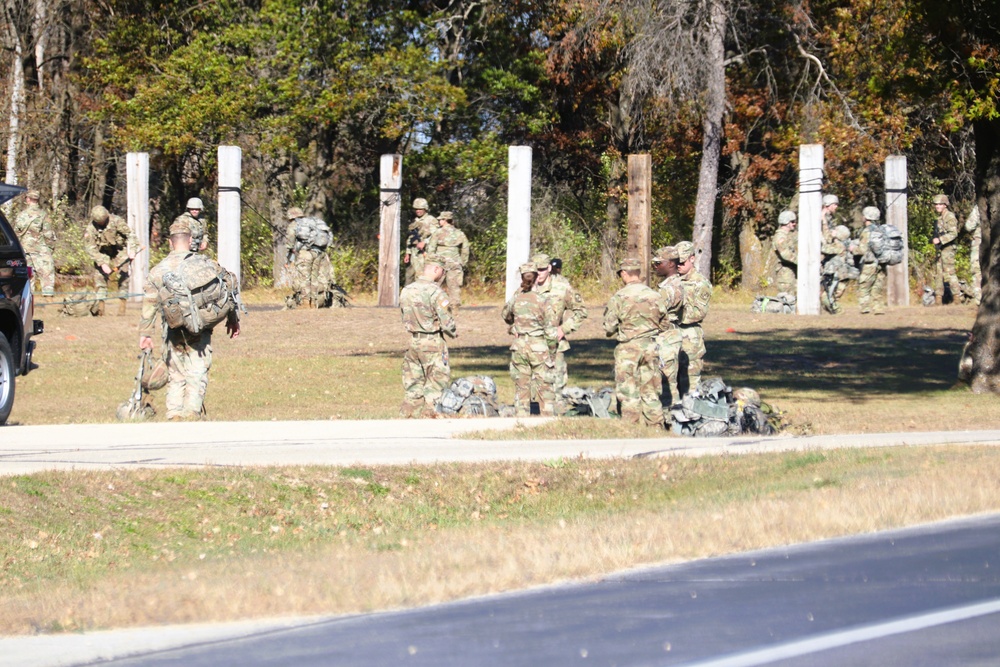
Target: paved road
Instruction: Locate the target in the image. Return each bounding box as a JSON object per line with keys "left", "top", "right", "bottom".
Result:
{"left": 7, "top": 513, "right": 999, "bottom": 667}
{"left": 3, "top": 420, "right": 1000, "bottom": 475}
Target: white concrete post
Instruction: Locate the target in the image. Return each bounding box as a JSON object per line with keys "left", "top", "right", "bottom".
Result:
{"left": 506, "top": 146, "right": 532, "bottom": 301}
{"left": 378, "top": 154, "right": 403, "bottom": 307}
{"left": 126, "top": 152, "right": 149, "bottom": 302}
{"left": 885, "top": 155, "right": 909, "bottom": 307}
{"left": 217, "top": 146, "right": 242, "bottom": 283}
{"left": 797, "top": 144, "right": 824, "bottom": 315}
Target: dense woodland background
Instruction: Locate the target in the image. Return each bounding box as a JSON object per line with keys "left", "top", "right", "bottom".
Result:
{"left": 0, "top": 0, "right": 996, "bottom": 298}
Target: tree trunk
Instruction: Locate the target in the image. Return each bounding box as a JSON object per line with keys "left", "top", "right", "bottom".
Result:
{"left": 6, "top": 36, "right": 25, "bottom": 187}
{"left": 602, "top": 154, "right": 625, "bottom": 279}
{"left": 691, "top": 0, "right": 726, "bottom": 279}
{"left": 966, "top": 118, "right": 1000, "bottom": 393}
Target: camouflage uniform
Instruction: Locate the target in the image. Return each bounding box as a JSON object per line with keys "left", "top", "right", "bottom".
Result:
{"left": 404, "top": 210, "right": 438, "bottom": 285}
{"left": 139, "top": 249, "right": 214, "bottom": 419}
{"left": 656, "top": 272, "right": 685, "bottom": 405}
{"left": 678, "top": 265, "right": 712, "bottom": 393}
{"left": 399, "top": 271, "right": 456, "bottom": 417}
{"left": 534, "top": 268, "right": 588, "bottom": 413}
{"left": 934, "top": 206, "right": 961, "bottom": 302}
{"left": 502, "top": 281, "right": 558, "bottom": 417}
{"left": 84, "top": 209, "right": 138, "bottom": 314}
{"left": 857, "top": 222, "right": 886, "bottom": 314}
{"left": 967, "top": 206, "right": 982, "bottom": 304}
{"left": 427, "top": 214, "right": 470, "bottom": 311}
{"left": 284, "top": 215, "right": 334, "bottom": 308}
{"left": 820, "top": 231, "right": 853, "bottom": 314}
{"left": 603, "top": 261, "right": 668, "bottom": 427}
{"left": 13, "top": 199, "right": 56, "bottom": 295}
{"left": 173, "top": 212, "right": 206, "bottom": 253}
{"left": 773, "top": 225, "right": 798, "bottom": 295}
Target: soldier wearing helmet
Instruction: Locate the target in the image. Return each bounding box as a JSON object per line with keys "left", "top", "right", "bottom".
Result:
{"left": 821, "top": 194, "right": 840, "bottom": 243}
{"left": 931, "top": 193, "right": 963, "bottom": 304}
{"left": 282, "top": 206, "right": 334, "bottom": 309}
{"left": 772, "top": 210, "right": 798, "bottom": 296}
{"left": 172, "top": 196, "right": 208, "bottom": 253}
{"left": 404, "top": 197, "right": 437, "bottom": 285}
{"left": 820, "top": 224, "right": 858, "bottom": 315}
{"left": 13, "top": 189, "right": 56, "bottom": 296}
{"left": 84, "top": 204, "right": 138, "bottom": 315}
{"left": 652, "top": 246, "right": 684, "bottom": 407}
{"left": 675, "top": 241, "right": 712, "bottom": 395}
{"left": 427, "top": 211, "right": 470, "bottom": 312}
{"left": 855, "top": 205, "right": 887, "bottom": 314}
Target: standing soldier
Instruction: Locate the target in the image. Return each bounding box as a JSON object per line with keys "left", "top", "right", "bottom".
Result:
{"left": 427, "top": 211, "right": 470, "bottom": 312}
{"left": 675, "top": 241, "right": 712, "bottom": 394}
{"left": 651, "top": 246, "right": 685, "bottom": 406}
{"left": 820, "top": 225, "right": 858, "bottom": 314}
{"left": 966, "top": 204, "right": 982, "bottom": 305}
{"left": 173, "top": 197, "right": 209, "bottom": 253}
{"left": 932, "top": 194, "right": 962, "bottom": 304}
{"left": 603, "top": 257, "right": 668, "bottom": 428}
{"left": 532, "top": 252, "right": 588, "bottom": 414}
{"left": 821, "top": 194, "right": 840, "bottom": 242}
{"left": 772, "top": 210, "right": 798, "bottom": 296}
{"left": 283, "top": 207, "right": 334, "bottom": 308}
{"left": 399, "top": 255, "right": 456, "bottom": 417}
{"left": 857, "top": 206, "right": 887, "bottom": 315}
{"left": 404, "top": 198, "right": 437, "bottom": 285}
{"left": 502, "top": 260, "right": 558, "bottom": 416}
{"left": 84, "top": 205, "right": 137, "bottom": 316}
{"left": 13, "top": 190, "right": 56, "bottom": 296}
{"left": 138, "top": 218, "right": 240, "bottom": 420}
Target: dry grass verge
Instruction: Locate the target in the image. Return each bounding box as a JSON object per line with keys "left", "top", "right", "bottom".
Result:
{"left": 3, "top": 447, "right": 1000, "bottom": 634}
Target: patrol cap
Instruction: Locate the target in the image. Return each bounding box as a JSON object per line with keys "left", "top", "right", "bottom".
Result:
{"left": 932, "top": 194, "right": 949, "bottom": 206}
{"left": 778, "top": 210, "right": 797, "bottom": 226}
{"left": 90, "top": 205, "right": 110, "bottom": 224}
{"left": 822, "top": 194, "right": 839, "bottom": 206}
{"left": 26, "top": 190, "right": 40, "bottom": 200}
{"left": 676, "top": 241, "right": 696, "bottom": 262}
{"left": 531, "top": 253, "right": 552, "bottom": 270}
{"left": 424, "top": 254, "right": 445, "bottom": 269}
{"left": 518, "top": 262, "right": 536, "bottom": 275}
{"left": 287, "top": 207, "right": 304, "bottom": 220}
{"left": 186, "top": 197, "right": 204, "bottom": 210}
{"left": 169, "top": 218, "right": 192, "bottom": 235}
{"left": 438, "top": 211, "right": 453, "bottom": 221}
{"left": 618, "top": 257, "right": 642, "bottom": 273}
{"left": 653, "top": 246, "right": 678, "bottom": 263}
{"left": 413, "top": 197, "right": 428, "bottom": 210}
{"left": 862, "top": 206, "right": 881, "bottom": 221}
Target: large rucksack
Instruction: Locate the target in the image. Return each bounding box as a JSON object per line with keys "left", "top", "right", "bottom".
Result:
{"left": 295, "top": 217, "right": 332, "bottom": 250}
{"left": 670, "top": 377, "right": 780, "bottom": 437}
{"left": 751, "top": 293, "right": 796, "bottom": 314}
{"left": 868, "top": 223, "right": 904, "bottom": 266}
{"left": 436, "top": 376, "right": 501, "bottom": 417}
{"left": 159, "top": 253, "right": 242, "bottom": 335}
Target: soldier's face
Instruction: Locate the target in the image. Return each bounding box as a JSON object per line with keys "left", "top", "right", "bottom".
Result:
{"left": 189, "top": 208, "right": 202, "bottom": 218}
{"left": 934, "top": 203, "right": 946, "bottom": 213}
{"left": 415, "top": 209, "right": 426, "bottom": 217}
{"left": 678, "top": 257, "right": 693, "bottom": 275}
{"left": 535, "top": 266, "right": 550, "bottom": 285}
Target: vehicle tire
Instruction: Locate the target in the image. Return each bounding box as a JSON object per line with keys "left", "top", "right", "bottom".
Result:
{"left": 0, "top": 334, "right": 15, "bottom": 425}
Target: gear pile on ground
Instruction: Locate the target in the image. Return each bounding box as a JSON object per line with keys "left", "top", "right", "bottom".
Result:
{"left": 751, "top": 293, "right": 796, "bottom": 314}
{"left": 436, "top": 376, "right": 507, "bottom": 417}
{"left": 562, "top": 386, "right": 616, "bottom": 418}
{"left": 670, "top": 377, "right": 782, "bottom": 437}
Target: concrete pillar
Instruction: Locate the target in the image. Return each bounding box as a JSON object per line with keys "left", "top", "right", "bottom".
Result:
{"left": 506, "top": 146, "right": 532, "bottom": 301}
{"left": 126, "top": 152, "right": 149, "bottom": 301}
{"left": 378, "top": 154, "right": 403, "bottom": 307}
{"left": 217, "top": 146, "right": 242, "bottom": 283}
{"left": 797, "top": 144, "right": 823, "bottom": 315}
{"left": 626, "top": 154, "right": 652, "bottom": 284}
{"left": 885, "top": 155, "right": 909, "bottom": 306}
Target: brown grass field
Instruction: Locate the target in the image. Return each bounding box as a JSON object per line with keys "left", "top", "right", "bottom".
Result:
{"left": 3, "top": 288, "right": 999, "bottom": 635}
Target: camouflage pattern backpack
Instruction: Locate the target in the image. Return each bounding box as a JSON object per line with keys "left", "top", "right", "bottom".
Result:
{"left": 159, "top": 253, "right": 242, "bottom": 335}
{"left": 670, "top": 377, "right": 779, "bottom": 437}
{"left": 294, "top": 217, "right": 333, "bottom": 250}
{"left": 59, "top": 293, "right": 103, "bottom": 317}
{"left": 867, "top": 223, "right": 904, "bottom": 266}
{"left": 436, "top": 376, "right": 501, "bottom": 417}
{"left": 562, "top": 386, "right": 616, "bottom": 418}
{"left": 751, "top": 293, "right": 796, "bottom": 314}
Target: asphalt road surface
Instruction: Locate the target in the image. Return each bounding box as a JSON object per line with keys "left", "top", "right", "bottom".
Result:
{"left": 8, "top": 513, "right": 998, "bottom": 667}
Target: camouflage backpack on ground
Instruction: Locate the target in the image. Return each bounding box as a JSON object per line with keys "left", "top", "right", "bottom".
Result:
{"left": 436, "top": 376, "right": 501, "bottom": 417}
{"left": 318, "top": 281, "right": 350, "bottom": 308}
{"left": 867, "top": 223, "right": 904, "bottom": 266}
{"left": 159, "top": 253, "right": 242, "bottom": 335}
{"left": 670, "top": 377, "right": 780, "bottom": 437}
{"left": 59, "top": 293, "right": 103, "bottom": 317}
{"left": 116, "top": 350, "right": 156, "bottom": 421}
{"left": 751, "top": 293, "right": 796, "bottom": 314}
{"left": 822, "top": 255, "right": 861, "bottom": 281}
{"left": 294, "top": 217, "right": 333, "bottom": 250}
{"left": 562, "top": 386, "right": 616, "bottom": 418}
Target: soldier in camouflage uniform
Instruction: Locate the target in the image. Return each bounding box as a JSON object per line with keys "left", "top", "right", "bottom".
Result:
{"left": 652, "top": 246, "right": 685, "bottom": 407}
{"left": 603, "top": 257, "right": 668, "bottom": 427}
{"left": 84, "top": 205, "right": 138, "bottom": 315}
{"left": 502, "top": 260, "right": 559, "bottom": 416}
{"left": 284, "top": 207, "right": 333, "bottom": 308}
{"left": 821, "top": 194, "right": 840, "bottom": 244}
{"left": 173, "top": 197, "right": 209, "bottom": 253}
{"left": 138, "top": 218, "right": 240, "bottom": 420}
{"left": 427, "top": 211, "right": 470, "bottom": 312}
{"left": 399, "top": 255, "right": 456, "bottom": 417}
{"left": 857, "top": 206, "right": 887, "bottom": 315}
{"left": 772, "top": 210, "right": 798, "bottom": 295}
{"left": 676, "top": 241, "right": 712, "bottom": 393}
{"left": 966, "top": 204, "right": 982, "bottom": 305}
{"left": 404, "top": 198, "right": 437, "bottom": 286}
{"left": 820, "top": 225, "right": 857, "bottom": 314}
{"left": 931, "top": 194, "right": 963, "bottom": 304}
{"left": 13, "top": 190, "right": 56, "bottom": 296}
{"left": 532, "top": 252, "right": 588, "bottom": 414}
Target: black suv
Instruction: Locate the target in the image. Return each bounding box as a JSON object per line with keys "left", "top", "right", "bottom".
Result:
{"left": 0, "top": 183, "right": 43, "bottom": 424}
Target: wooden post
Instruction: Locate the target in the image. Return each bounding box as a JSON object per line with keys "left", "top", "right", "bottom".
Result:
{"left": 627, "top": 154, "right": 652, "bottom": 284}
{"left": 506, "top": 146, "right": 532, "bottom": 301}
{"left": 797, "top": 144, "right": 823, "bottom": 315}
{"left": 126, "top": 152, "right": 149, "bottom": 302}
{"left": 378, "top": 154, "right": 403, "bottom": 307}
{"left": 885, "top": 155, "right": 909, "bottom": 307}
{"left": 217, "top": 146, "right": 242, "bottom": 283}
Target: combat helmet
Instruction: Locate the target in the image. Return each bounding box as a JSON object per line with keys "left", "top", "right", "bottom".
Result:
{"left": 822, "top": 194, "right": 839, "bottom": 206}
{"left": 287, "top": 207, "right": 305, "bottom": 220}
{"left": 186, "top": 197, "right": 204, "bottom": 210}
{"left": 90, "top": 205, "right": 110, "bottom": 224}
{"left": 932, "top": 194, "right": 949, "bottom": 206}
{"left": 778, "top": 210, "right": 797, "bottom": 226}
{"left": 834, "top": 224, "right": 851, "bottom": 242}
{"left": 862, "top": 206, "right": 880, "bottom": 221}
{"left": 412, "top": 198, "right": 429, "bottom": 210}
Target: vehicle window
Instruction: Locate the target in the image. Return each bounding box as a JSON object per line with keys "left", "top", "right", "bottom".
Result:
{"left": 0, "top": 222, "right": 13, "bottom": 248}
